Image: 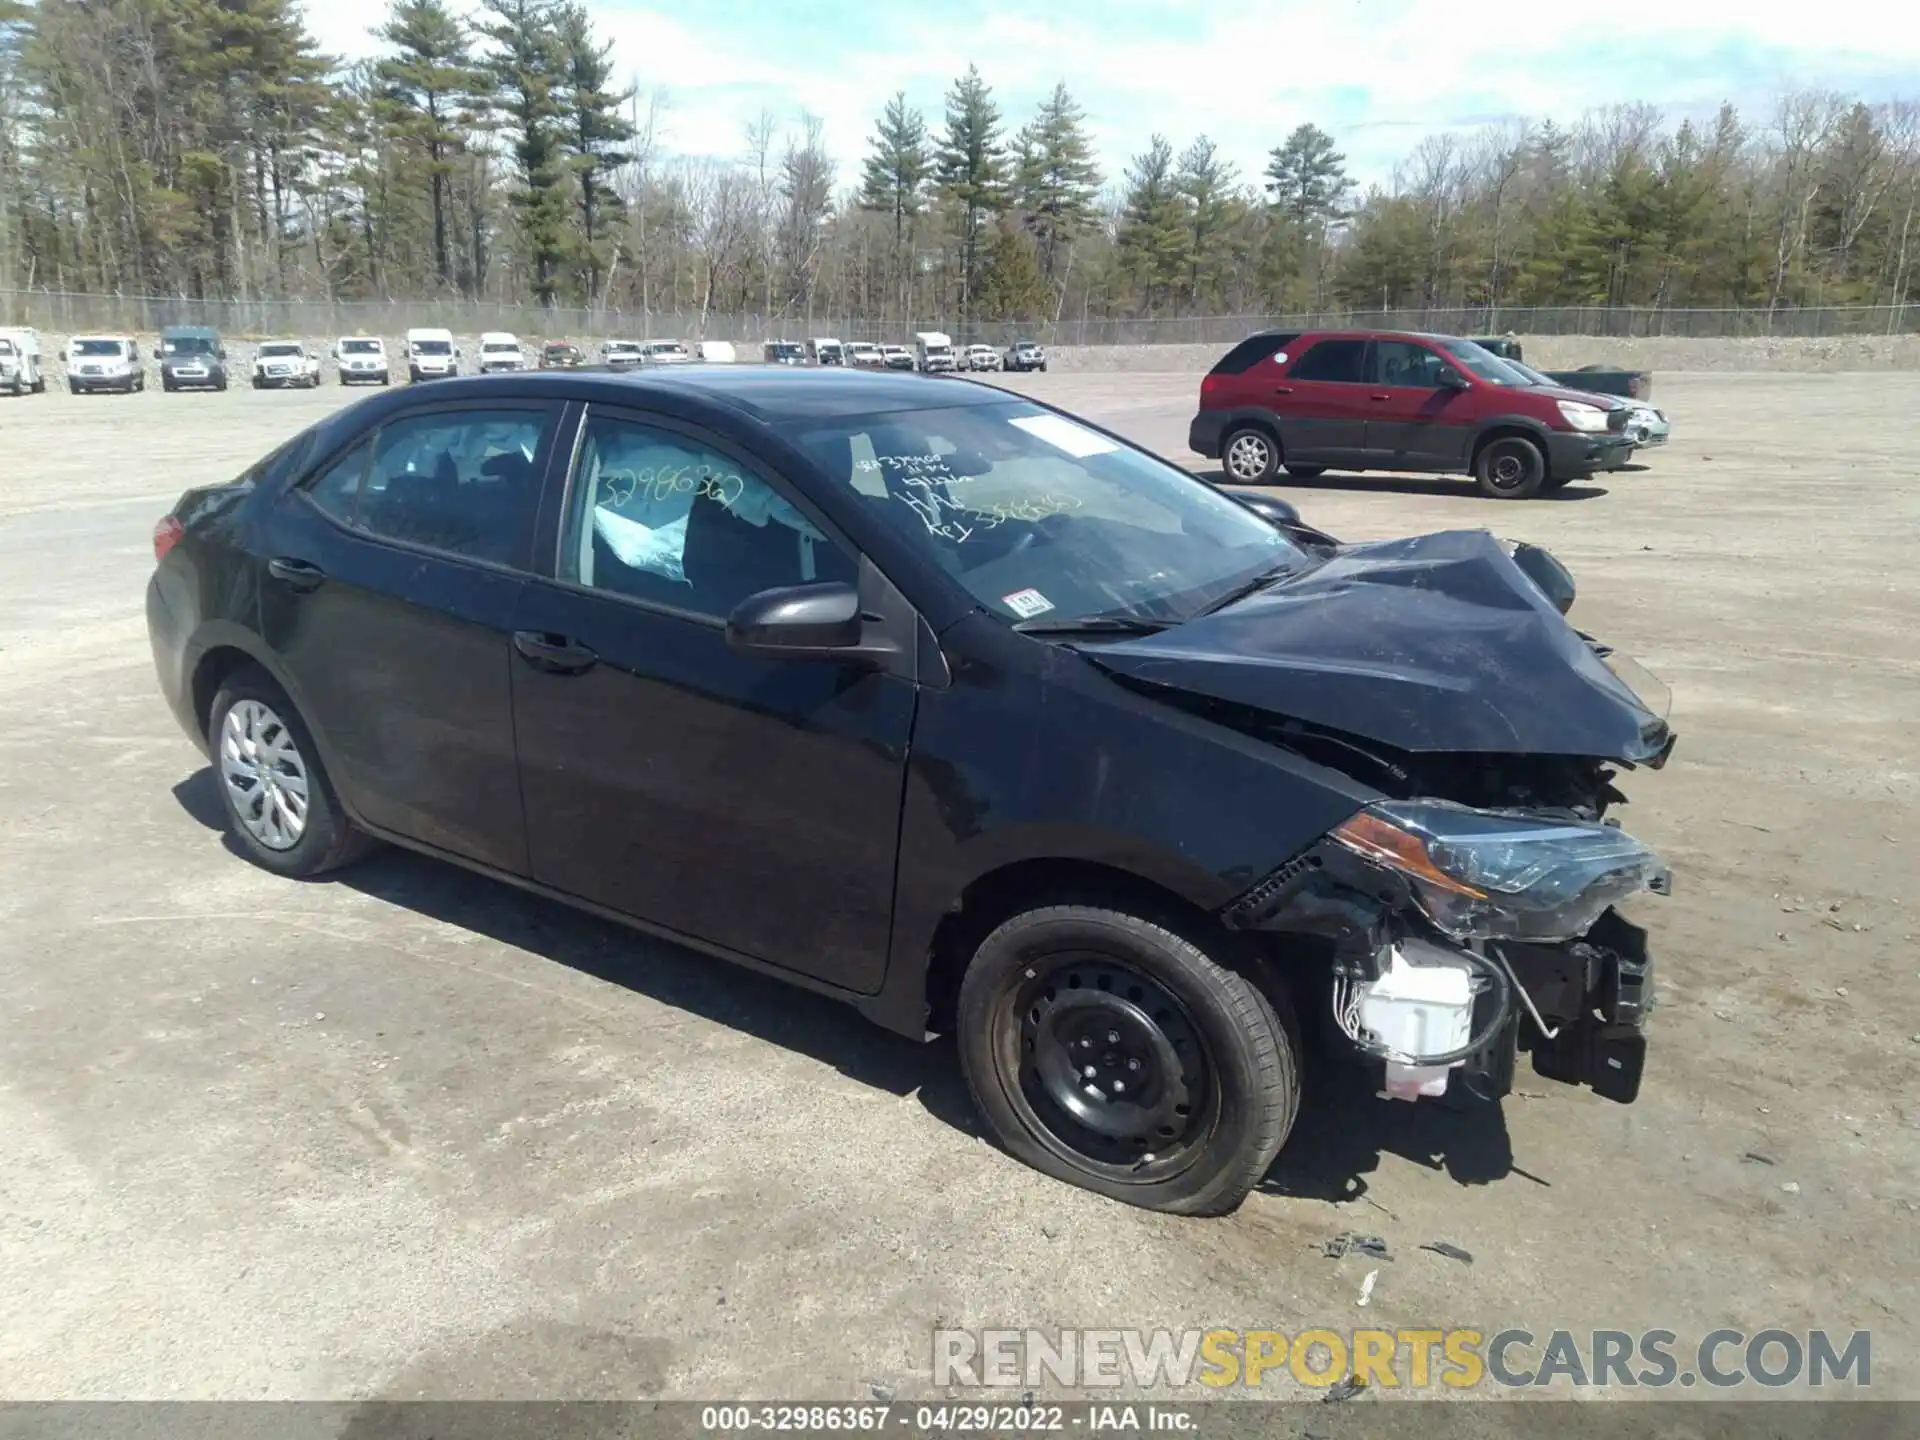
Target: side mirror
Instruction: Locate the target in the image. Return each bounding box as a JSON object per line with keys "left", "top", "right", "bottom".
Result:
{"left": 1437, "top": 367, "right": 1470, "bottom": 391}
{"left": 726, "top": 582, "right": 865, "bottom": 657}
{"left": 1231, "top": 492, "right": 1300, "bottom": 526}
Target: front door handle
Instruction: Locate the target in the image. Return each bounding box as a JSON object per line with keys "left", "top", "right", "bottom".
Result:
{"left": 1272, "top": 385, "right": 1294, "bottom": 395}
{"left": 513, "top": 630, "right": 598, "bottom": 674}
{"left": 1370, "top": 393, "right": 1392, "bottom": 401}
{"left": 267, "top": 556, "right": 326, "bottom": 591}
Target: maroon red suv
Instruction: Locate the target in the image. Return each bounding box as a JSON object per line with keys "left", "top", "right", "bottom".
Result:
{"left": 1190, "top": 330, "right": 1636, "bottom": 499}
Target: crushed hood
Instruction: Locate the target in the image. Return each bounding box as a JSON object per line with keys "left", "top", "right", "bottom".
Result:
{"left": 1082, "top": 529, "right": 1671, "bottom": 761}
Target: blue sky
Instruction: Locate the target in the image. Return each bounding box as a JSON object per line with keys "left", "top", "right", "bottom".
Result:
{"left": 311, "top": 0, "right": 1920, "bottom": 193}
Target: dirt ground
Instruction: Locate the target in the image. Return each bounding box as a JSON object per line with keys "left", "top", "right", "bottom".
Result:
{"left": 0, "top": 368, "right": 1915, "bottom": 1402}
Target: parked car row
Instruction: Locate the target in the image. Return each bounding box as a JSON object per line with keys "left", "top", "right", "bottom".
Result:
{"left": 763, "top": 334, "right": 1047, "bottom": 375}
{"left": 1189, "top": 327, "right": 1672, "bottom": 499}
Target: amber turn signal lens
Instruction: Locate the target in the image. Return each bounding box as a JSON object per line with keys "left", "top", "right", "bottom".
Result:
{"left": 1330, "top": 810, "right": 1486, "bottom": 898}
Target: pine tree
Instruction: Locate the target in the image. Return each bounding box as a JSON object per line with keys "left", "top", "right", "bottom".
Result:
{"left": 377, "top": 0, "right": 474, "bottom": 292}
{"left": 1116, "top": 134, "right": 1188, "bottom": 314}
{"left": 1012, "top": 82, "right": 1101, "bottom": 287}
{"left": 555, "top": 1, "right": 632, "bottom": 305}
{"left": 1264, "top": 123, "right": 1351, "bottom": 225}
{"left": 976, "top": 217, "right": 1049, "bottom": 321}
{"left": 934, "top": 64, "right": 1008, "bottom": 322}
{"left": 475, "top": 0, "right": 567, "bottom": 304}
{"left": 1176, "top": 135, "right": 1236, "bottom": 310}
{"left": 857, "top": 91, "right": 931, "bottom": 314}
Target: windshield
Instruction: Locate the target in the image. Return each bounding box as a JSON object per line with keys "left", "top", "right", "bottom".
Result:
{"left": 73, "top": 339, "right": 126, "bottom": 357}
{"left": 788, "top": 400, "right": 1306, "bottom": 626}
{"left": 341, "top": 339, "right": 381, "bottom": 354}
{"left": 259, "top": 344, "right": 301, "bottom": 357}
{"left": 0, "top": 340, "right": 14, "bottom": 356}
{"left": 413, "top": 339, "right": 452, "bottom": 355}
{"left": 483, "top": 341, "right": 517, "bottom": 352}
{"left": 163, "top": 336, "right": 215, "bottom": 356}
{"left": 1438, "top": 338, "right": 1533, "bottom": 387}
{"left": 649, "top": 342, "right": 688, "bottom": 355}
{"left": 549, "top": 344, "right": 581, "bottom": 356}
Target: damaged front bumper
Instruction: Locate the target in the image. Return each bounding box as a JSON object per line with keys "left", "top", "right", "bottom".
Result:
{"left": 1222, "top": 829, "right": 1660, "bottom": 1106}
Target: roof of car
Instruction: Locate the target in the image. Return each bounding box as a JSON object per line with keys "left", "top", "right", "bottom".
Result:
{"left": 423, "top": 364, "right": 1012, "bottom": 421}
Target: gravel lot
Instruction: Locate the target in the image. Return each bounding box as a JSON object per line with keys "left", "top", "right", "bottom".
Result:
{"left": 1, "top": 367, "right": 1916, "bottom": 1400}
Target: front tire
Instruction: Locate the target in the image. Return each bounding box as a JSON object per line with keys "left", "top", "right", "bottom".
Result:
{"left": 1474, "top": 435, "right": 1547, "bottom": 499}
{"left": 210, "top": 668, "right": 372, "bottom": 879}
{"left": 957, "top": 905, "right": 1298, "bottom": 1215}
{"left": 1221, "top": 425, "right": 1280, "bottom": 484}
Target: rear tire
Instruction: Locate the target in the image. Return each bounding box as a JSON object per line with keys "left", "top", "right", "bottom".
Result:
{"left": 1283, "top": 463, "right": 1327, "bottom": 479}
{"left": 957, "top": 905, "right": 1298, "bottom": 1215}
{"left": 1473, "top": 435, "right": 1547, "bottom": 499}
{"left": 209, "top": 667, "right": 373, "bottom": 879}
{"left": 1221, "top": 425, "right": 1280, "bottom": 484}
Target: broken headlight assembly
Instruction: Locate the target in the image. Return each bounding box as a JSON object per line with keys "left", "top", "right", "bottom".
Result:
{"left": 1329, "top": 800, "right": 1670, "bottom": 943}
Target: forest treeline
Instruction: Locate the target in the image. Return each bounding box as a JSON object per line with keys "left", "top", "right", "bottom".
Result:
{"left": 2, "top": 0, "right": 1918, "bottom": 327}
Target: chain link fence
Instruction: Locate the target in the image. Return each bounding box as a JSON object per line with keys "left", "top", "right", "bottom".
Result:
{"left": 7, "top": 290, "right": 1920, "bottom": 345}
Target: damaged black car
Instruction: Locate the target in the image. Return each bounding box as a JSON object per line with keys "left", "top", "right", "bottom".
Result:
{"left": 146, "top": 367, "right": 1672, "bottom": 1216}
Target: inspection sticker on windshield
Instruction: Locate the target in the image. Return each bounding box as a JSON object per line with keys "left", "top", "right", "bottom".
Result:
{"left": 1009, "top": 414, "right": 1119, "bottom": 458}
{"left": 1001, "top": 588, "right": 1055, "bottom": 619}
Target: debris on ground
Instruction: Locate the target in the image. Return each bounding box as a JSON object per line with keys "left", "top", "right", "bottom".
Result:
{"left": 1419, "top": 1241, "right": 1474, "bottom": 1264}
{"left": 1322, "top": 1232, "right": 1389, "bottom": 1260}
{"left": 1781, "top": 1181, "right": 1802, "bottom": 1195}
{"left": 1357, "top": 1269, "right": 1378, "bottom": 1306}
{"left": 1322, "top": 1377, "right": 1366, "bottom": 1403}
{"left": 1742, "top": 1151, "right": 1777, "bottom": 1166}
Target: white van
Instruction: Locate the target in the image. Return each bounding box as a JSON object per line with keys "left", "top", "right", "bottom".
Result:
{"left": 64, "top": 335, "right": 144, "bottom": 394}
{"left": 808, "top": 337, "right": 845, "bottom": 366}
{"left": 332, "top": 335, "right": 390, "bottom": 386}
{"left": 914, "top": 331, "right": 955, "bottom": 373}
{"left": 477, "top": 331, "right": 525, "bottom": 373}
{"left": 694, "top": 340, "right": 736, "bottom": 364}
{"left": 405, "top": 327, "right": 459, "bottom": 382}
{"left": 0, "top": 327, "right": 45, "bottom": 395}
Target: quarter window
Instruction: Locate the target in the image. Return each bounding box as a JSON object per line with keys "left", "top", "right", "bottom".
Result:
{"left": 561, "top": 412, "right": 855, "bottom": 618}
{"left": 1289, "top": 339, "right": 1368, "bottom": 383}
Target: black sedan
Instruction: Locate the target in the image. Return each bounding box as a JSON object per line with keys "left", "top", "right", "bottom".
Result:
{"left": 147, "top": 366, "right": 1673, "bottom": 1214}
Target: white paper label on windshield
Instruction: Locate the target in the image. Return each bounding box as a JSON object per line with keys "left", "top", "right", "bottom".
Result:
{"left": 1001, "top": 588, "right": 1055, "bottom": 619}
{"left": 1009, "top": 414, "right": 1119, "bottom": 458}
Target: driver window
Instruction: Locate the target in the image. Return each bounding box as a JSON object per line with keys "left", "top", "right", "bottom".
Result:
{"left": 1374, "top": 340, "right": 1450, "bottom": 389}
{"left": 562, "top": 412, "right": 856, "bottom": 618}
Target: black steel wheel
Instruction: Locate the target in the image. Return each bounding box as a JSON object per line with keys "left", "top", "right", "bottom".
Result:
{"left": 958, "top": 905, "right": 1298, "bottom": 1214}
{"left": 1473, "top": 435, "right": 1546, "bottom": 499}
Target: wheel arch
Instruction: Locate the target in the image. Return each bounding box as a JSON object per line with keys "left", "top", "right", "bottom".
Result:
{"left": 1469, "top": 418, "right": 1552, "bottom": 468}
{"left": 916, "top": 855, "right": 1268, "bottom": 1038}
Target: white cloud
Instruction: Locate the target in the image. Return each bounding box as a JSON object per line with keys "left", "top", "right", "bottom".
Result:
{"left": 305, "top": 0, "right": 1920, "bottom": 191}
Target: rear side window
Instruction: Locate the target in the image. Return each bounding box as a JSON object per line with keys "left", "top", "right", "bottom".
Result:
{"left": 1289, "top": 339, "right": 1368, "bottom": 383}
{"left": 1209, "top": 333, "right": 1300, "bottom": 376}
{"left": 298, "top": 407, "right": 555, "bottom": 567}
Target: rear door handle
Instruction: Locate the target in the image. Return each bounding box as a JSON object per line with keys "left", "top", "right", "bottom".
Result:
{"left": 1272, "top": 386, "right": 1294, "bottom": 395}
{"left": 267, "top": 556, "right": 326, "bottom": 591}
{"left": 1370, "top": 393, "right": 1392, "bottom": 401}
{"left": 513, "top": 630, "right": 598, "bottom": 674}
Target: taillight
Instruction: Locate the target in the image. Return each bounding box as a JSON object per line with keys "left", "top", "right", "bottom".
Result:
{"left": 1200, "top": 374, "right": 1222, "bottom": 405}
{"left": 153, "top": 515, "right": 184, "bottom": 561}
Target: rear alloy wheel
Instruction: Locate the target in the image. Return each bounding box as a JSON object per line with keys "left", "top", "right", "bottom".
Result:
{"left": 958, "top": 905, "right": 1298, "bottom": 1215}
{"left": 1474, "top": 435, "right": 1547, "bottom": 499}
{"left": 1283, "top": 463, "right": 1327, "bottom": 479}
{"left": 1221, "top": 426, "right": 1280, "bottom": 484}
{"left": 210, "top": 668, "right": 372, "bottom": 878}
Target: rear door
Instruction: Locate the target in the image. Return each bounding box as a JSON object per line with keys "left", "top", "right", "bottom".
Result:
{"left": 1364, "top": 338, "right": 1475, "bottom": 470}
{"left": 507, "top": 403, "right": 915, "bottom": 993}
{"left": 1275, "top": 337, "right": 1371, "bottom": 464}
{"left": 256, "top": 399, "right": 563, "bottom": 873}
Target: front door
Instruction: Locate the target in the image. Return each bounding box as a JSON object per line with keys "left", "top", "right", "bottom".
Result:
{"left": 509, "top": 406, "right": 914, "bottom": 993}
{"left": 1275, "top": 337, "right": 1372, "bottom": 464}
{"left": 256, "top": 400, "right": 562, "bottom": 873}
{"left": 1364, "top": 339, "right": 1473, "bottom": 470}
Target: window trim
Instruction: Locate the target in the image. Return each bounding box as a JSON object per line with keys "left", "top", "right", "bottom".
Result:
{"left": 287, "top": 397, "right": 565, "bottom": 575}
{"left": 1286, "top": 336, "right": 1372, "bottom": 385}
{"left": 536, "top": 399, "right": 864, "bottom": 627}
